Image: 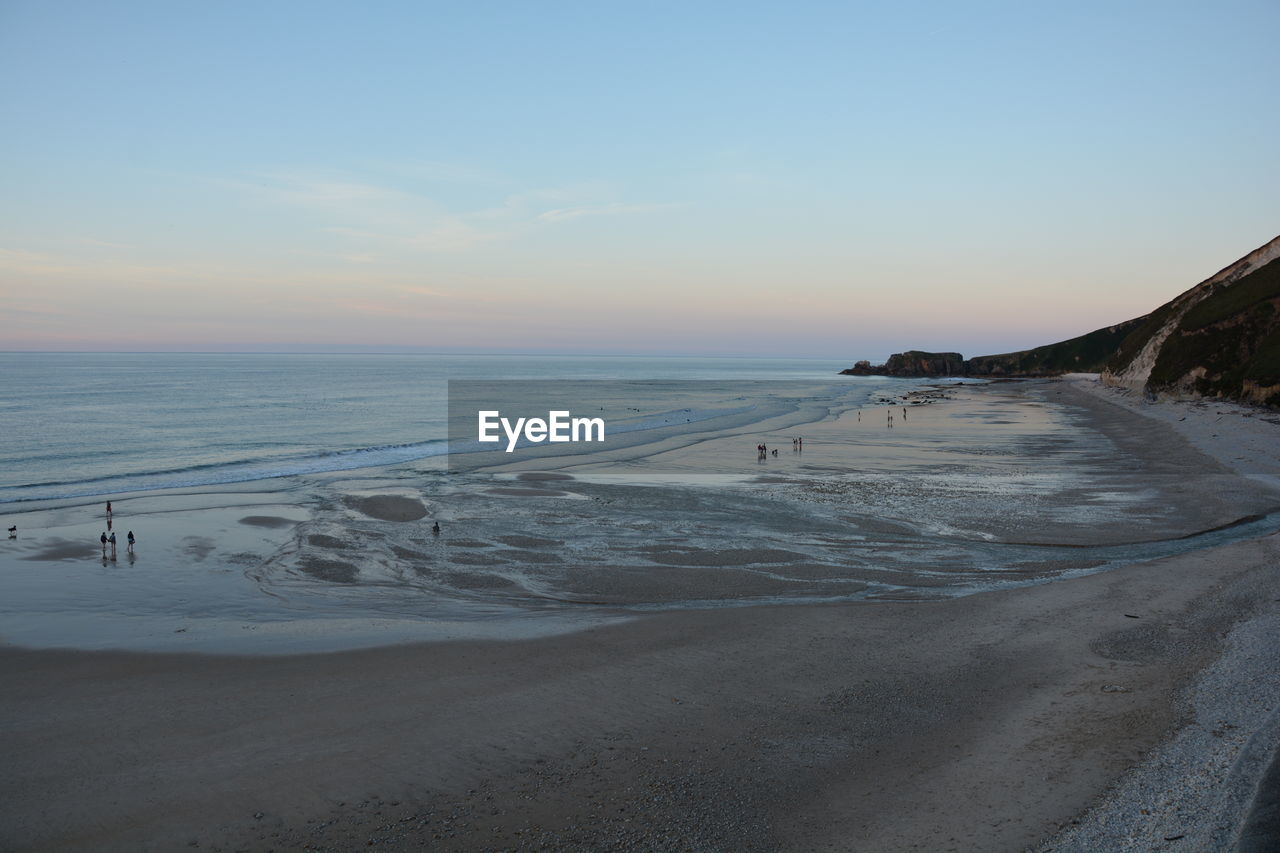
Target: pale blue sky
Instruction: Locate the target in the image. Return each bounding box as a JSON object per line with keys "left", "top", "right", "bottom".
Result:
{"left": 2, "top": 0, "right": 1277, "bottom": 358}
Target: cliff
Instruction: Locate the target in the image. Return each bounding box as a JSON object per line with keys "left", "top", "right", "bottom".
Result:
{"left": 1103, "top": 234, "right": 1280, "bottom": 407}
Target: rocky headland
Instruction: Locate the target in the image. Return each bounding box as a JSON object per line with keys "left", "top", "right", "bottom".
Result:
{"left": 841, "top": 350, "right": 966, "bottom": 377}
{"left": 842, "top": 233, "right": 1280, "bottom": 408}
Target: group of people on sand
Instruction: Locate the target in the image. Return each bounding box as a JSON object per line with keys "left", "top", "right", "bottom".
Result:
{"left": 100, "top": 501, "right": 135, "bottom": 560}
{"left": 853, "top": 405, "right": 912, "bottom": 427}
{"left": 756, "top": 437, "right": 804, "bottom": 460}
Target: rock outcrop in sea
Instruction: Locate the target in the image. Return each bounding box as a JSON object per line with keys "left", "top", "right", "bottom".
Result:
{"left": 840, "top": 351, "right": 965, "bottom": 377}
{"left": 841, "top": 233, "right": 1280, "bottom": 408}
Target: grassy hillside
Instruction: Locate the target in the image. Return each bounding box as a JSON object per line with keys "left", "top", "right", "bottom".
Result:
{"left": 1143, "top": 256, "right": 1280, "bottom": 406}
{"left": 967, "top": 317, "right": 1147, "bottom": 376}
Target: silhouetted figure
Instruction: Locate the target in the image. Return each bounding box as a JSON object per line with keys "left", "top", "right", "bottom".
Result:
{"left": 108, "top": 531, "right": 117, "bottom": 560}
{"left": 127, "top": 531, "right": 135, "bottom": 553}
{"left": 432, "top": 521, "right": 441, "bottom": 535}
{"left": 100, "top": 531, "right": 108, "bottom": 555}
{"left": 106, "top": 501, "right": 112, "bottom": 516}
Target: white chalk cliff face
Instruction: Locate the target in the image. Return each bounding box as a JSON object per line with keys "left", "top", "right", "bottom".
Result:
{"left": 1103, "top": 234, "right": 1280, "bottom": 396}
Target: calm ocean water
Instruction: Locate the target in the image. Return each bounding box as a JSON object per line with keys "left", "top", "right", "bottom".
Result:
{"left": 0, "top": 353, "right": 876, "bottom": 504}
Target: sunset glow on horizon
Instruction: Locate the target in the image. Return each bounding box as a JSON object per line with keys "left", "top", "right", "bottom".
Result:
{"left": 3, "top": 1, "right": 1277, "bottom": 361}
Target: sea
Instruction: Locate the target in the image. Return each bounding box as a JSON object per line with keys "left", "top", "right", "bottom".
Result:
{"left": 0, "top": 352, "right": 886, "bottom": 505}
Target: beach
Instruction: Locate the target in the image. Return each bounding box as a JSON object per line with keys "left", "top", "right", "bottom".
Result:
{"left": 2, "top": 377, "right": 1278, "bottom": 851}
{"left": 7, "top": 1, "right": 1278, "bottom": 848}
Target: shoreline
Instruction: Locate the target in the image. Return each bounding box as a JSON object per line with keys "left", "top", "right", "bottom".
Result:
{"left": 1035, "top": 377, "right": 1280, "bottom": 852}
{"left": 2, "top": 378, "right": 1278, "bottom": 850}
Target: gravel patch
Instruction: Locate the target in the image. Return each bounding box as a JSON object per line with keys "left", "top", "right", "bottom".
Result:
{"left": 1038, "top": 558, "right": 1280, "bottom": 852}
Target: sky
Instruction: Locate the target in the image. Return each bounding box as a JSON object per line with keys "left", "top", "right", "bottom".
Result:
{"left": 2, "top": 0, "right": 1277, "bottom": 360}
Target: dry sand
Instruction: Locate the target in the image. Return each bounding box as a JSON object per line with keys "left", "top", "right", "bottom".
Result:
{"left": 2, "top": 379, "right": 1278, "bottom": 852}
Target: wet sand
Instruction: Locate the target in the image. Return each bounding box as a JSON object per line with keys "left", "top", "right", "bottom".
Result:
{"left": 2, "top": 379, "right": 1279, "bottom": 851}
{"left": 2, "top": 535, "right": 1276, "bottom": 852}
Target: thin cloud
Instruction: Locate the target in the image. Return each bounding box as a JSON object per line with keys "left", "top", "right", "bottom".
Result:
{"left": 536, "top": 202, "right": 678, "bottom": 224}
{"left": 239, "top": 172, "right": 404, "bottom": 207}
{"left": 230, "top": 170, "right": 502, "bottom": 252}
{"left": 360, "top": 158, "right": 505, "bottom": 186}
{"left": 0, "top": 248, "right": 186, "bottom": 280}
{"left": 79, "top": 238, "right": 137, "bottom": 250}
{"left": 324, "top": 219, "right": 497, "bottom": 253}
{"left": 465, "top": 182, "right": 614, "bottom": 222}
{"left": 217, "top": 169, "right": 674, "bottom": 253}
{"left": 288, "top": 249, "right": 382, "bottom": 265}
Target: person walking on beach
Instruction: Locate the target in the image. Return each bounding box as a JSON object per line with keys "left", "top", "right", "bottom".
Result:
{"left": 108, "top": 531, "right": 117, "bottom": 559}
{"left": 106, "top": 501, "right": 112, "bottom": 516}
{"left": 127, "top": 531, "right": 135, "bottom": 553}
{"left": 100, "top": 531, "right": 108, "bottom": 555}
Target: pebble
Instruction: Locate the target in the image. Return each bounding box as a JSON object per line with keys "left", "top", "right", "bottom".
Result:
{"left": 1037, "top": 570, "right": 1280, "bottom": 851}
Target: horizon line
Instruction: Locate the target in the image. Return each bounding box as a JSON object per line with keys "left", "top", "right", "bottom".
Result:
{"left": 0, "top": 349, "right": 859, "bottom": 361}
